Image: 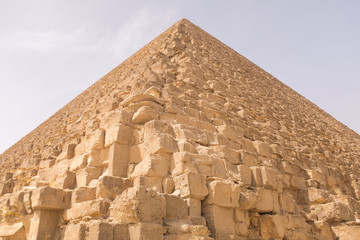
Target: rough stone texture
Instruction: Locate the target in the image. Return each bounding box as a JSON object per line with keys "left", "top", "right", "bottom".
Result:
{"left": 0, "top": 18, "right": 360, "bottom": 240}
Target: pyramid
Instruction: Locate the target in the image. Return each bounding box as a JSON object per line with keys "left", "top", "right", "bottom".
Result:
{"left": 1, "top": 18, "right": 360, "bottom": 240}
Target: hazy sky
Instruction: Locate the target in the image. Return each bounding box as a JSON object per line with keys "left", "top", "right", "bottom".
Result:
{"left": 0, "top": 1, "right": 359, "bottom": 153}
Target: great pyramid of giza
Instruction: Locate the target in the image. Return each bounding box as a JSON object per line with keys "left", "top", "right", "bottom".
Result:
{"left": 1, "top": 18, "right": 360, "bottom": 240}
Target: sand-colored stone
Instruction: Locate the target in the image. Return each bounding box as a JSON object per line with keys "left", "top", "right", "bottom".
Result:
{"left": 0, "top": 18, "right": 360, "bottom": 240}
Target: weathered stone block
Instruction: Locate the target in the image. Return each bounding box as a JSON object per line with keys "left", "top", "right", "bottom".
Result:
{"left": 57, "top": 143, "right": 76, "bottom": 161}
{"left": 290, "top": 176, "right": 307, "bottom": 190}
{"left": 70, "top": 154, "right": 88, "bottom": 172}
{"left": 72, "top": 186, "right": 96, "bottom": 204}
{"left": 133, "top": 176, "right": 163, "bottom": 192}
{"left": 28, "top": 209, "right": 61, "bottom": 240}
{"left": 239, "top": 150, "right": 258, "bottom": 166}
{"left": 174, "top": 172, "right": 208, "bottom": 200}
{"left": 113, "top": 223, "right": 130, "bottom": 240}
{"left": 143, "top": 120, "right": 174, "bottom": 139}
{"left": 128, "top": 223, "right": 163, "bottom": 240}
{"left": 88, "top": 148, "right": 109, "bottom": 167}
{"left": 76, "top": 167, "right": 103, "bottom": 187}
{"left": 252, "top": 141, "right": 273, "bottom": 157}
{"left": 187, "top": 197, "right": 202, "bottom": 216}
{"left": 96, "top": 175, "right": 132, "bottom": 200}
{"left": 0, "top": 222, "right": 25, "bottom": 240}
{"left": 260, "top": 215, "right": 285, "bottom": 239}
{"left": 64, "top": 199, "right": 110, "bottom": 221}
{"left": 88, "top": 221, "right": 113, "bottom": 240}
{"left": 202, "top": 204, "right": 235, "bottom": 237}
{"left": 108, "top": 142, "right": 129, "bottom": 178}
{"left": 111, "top": 187, "right": 166, "bottom": 224}
{"left": 164, "top": 194, "right": 188, "bottom": 219}
{"left": 132, "top": 106, "right": 159, "bottom": 124}
{"left": 255, "top": 188, "right": 279, "bottom": 213}
{"left": 131, "top": 154, "right": 169, "bottom": 178}
{"left": 173, "top": 124, "right": 208, "bottom": 146}
{"left": 52, "top": 170, "right": 76, "bottom": 189}
{"left": 105, "top": 124, "right": 132, "bottom": 147}
{"left": 146, "top": 134, "right": 179, "bottom": 154}
{"left": 86, "top": 129, "right": 105, "bottom": 151}
{"left": 311, "top": 201, "right": 355, "bottom": 222}
{"left": 31, "top": 186, "right": 66, "bottom": 210}
{"left": 63, "top": 222, "right": 87, "bottom": 240}
{"left": 237, "top": 165, "right": 252, "bottom": 186}
{"left": 280, "top": 193, "right": 296, "bottom": 213}
{"left": 308, "top": 188, "right": 331, "bottom": 204}
{"left": 204, "top": 180, "right": 240, "bottom": 207}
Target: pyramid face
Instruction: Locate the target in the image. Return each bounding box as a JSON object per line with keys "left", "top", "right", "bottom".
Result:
{"left": 1, "top": 18, "right": 360, "bottom": 240}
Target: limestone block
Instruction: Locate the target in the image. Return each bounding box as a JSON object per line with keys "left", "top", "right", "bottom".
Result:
{"left": 101, "top": 109, "right": 132, "bottom": 129}
{"left": 144, "top": 120, "right": 175, "bottom": 139}
{"left": 88, "top": 148, "right": 109, "bottom": 167}
{"left": 146, "top": 134, "right": 179, "bottom": 154}
{"left": 128, "top": 223, "right": 163, "bottom": 240}
{"left": 217, "top": 125, "right": 243, "bottom": 143}
{"left": 105, "top": 124, "right": 132, "bottom": 147}
{"left": 234, "top": 209, "right": 248, "bottom": 223}
{"left": 28, "top": 209, "right": 61, "bottom": 240}
{"left": 0, "top": 181, "right": 15, "bottom": 195}
{"left": 163, "top": 177, "right": 175, "bottom": 194}
{"left": 259, "top": 215, "right": 285, "bottom": 239}
{"left": 39, "top": 159, "right": 55, "bottom": 169}
{"left": 204, "top": 180, "right": 240, "bottom": 207}
{"left": 111, "top": 187, "right": 166, "bottom": 224}
{"left": 255, "top": 188, "right": 279, "bottom": 213}
{"left": 96, "top": 175, "right": 132, "bottom": 200}
{"left": 307, "top": 169, "right": 327, "bottom": 185}
{"left": 0, "top": 222, "right": 25, "bottom": 240}
{"left": 76, "top": 167, "right": 103, "bottom": 187}
{"left": 70, "top": 154, "right": 88, "bottom": 171}
{"left": 202, "top": 204, "right": 235, "bottom": 237}
{"left": 210, "top": 145, "right": 240, "bottom": 164}
{"left": 252, "top": 140, "right": 273, "bottom": 157}
{"left": 57, "top": 143, "right": 76, "bottom": 160}
{"left": 129, "top": 144, "right": 146, "bottom": 164}
{"left": 121, "top": 93, "right": 164, "bottom": 107}
{"left": 239, "top": 190, "right": 257, "bottom": 210}
{"left": 64, "top": 199, "right": 110, "bottom": 221}
{"left": 239, "top": 150, "right": 258, "bottom": 166}
{"left": 187, "top": 197, "right": 202, "bottom": 216}
{"left": 132, "top": 106, "right": 159, "bottom": 124}
{"left": 108, "top": 142, "right": 129, "bottom": 178}
{"left": 311, "top": 201, "right": 355, "bottom": 222}
{"left": 173, "top": 172, "right": 208, "bottom": 200}
{"left": 74, "top": 141, "right": 86, "bottom": 156}
{"left": 131, "top": 154, "right": 169, "bottom": 178}
{"left": 52, "top": 170, "right": 76, "bottom": 189}
{"left": 133, "top": 176, "right": 163, "bottom": 192}
{"left": 88, "top": 221, "right": 113, "bottom": 240}
{"left": 280, "top": 193, "right": 296, "bottom": 213}
{"left": 63, "top": 222, "right": 87, "bottom": 240}
{"left": 290, "top": 176, "right": 307, "bottom": 190}
{"left": 72, "top": 186, "right": 96, "bottom": 204}
{"left": 113, "top": 223, "right": 130, "bottom": 240}
{"left": 235, "top": 222, "right": 248, "bottom": 237}
{"left": 173, "top": 124, "right": 208, "bottom": 146}
{"left": 308, "top": 188, "right": 331, "bottom": 204}
{"left": 170, "top": 152, "right": 198, "bottom": 176}
{"left": 31, "top": 186, "right": 66, "bottom": 210}
{"left": 331, "top": 222, "right": 360, "bottom": 240}
{"left": 312, "top": 221, "right": 335, "bottom": 240}
{"left": 164, "top": 194, "right": 188, "bottom": 219}
{"left": 237, "top": 165, "right": 252, "bottom": 186}
{"left": 86, "top": 129, "right": 105, "bottom": 151}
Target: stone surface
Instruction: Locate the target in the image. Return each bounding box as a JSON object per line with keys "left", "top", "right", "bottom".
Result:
{"left": 0, "top": 18, "right": 359, "bottom": 240}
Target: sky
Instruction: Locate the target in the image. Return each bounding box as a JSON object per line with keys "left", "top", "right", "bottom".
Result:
{"left": 0, "top": 1, "right": 359, "bottom": 154}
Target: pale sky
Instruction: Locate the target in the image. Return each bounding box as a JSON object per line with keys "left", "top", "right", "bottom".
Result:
{"left": 0, "top": 1, "right": 359, "bottom": 154}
